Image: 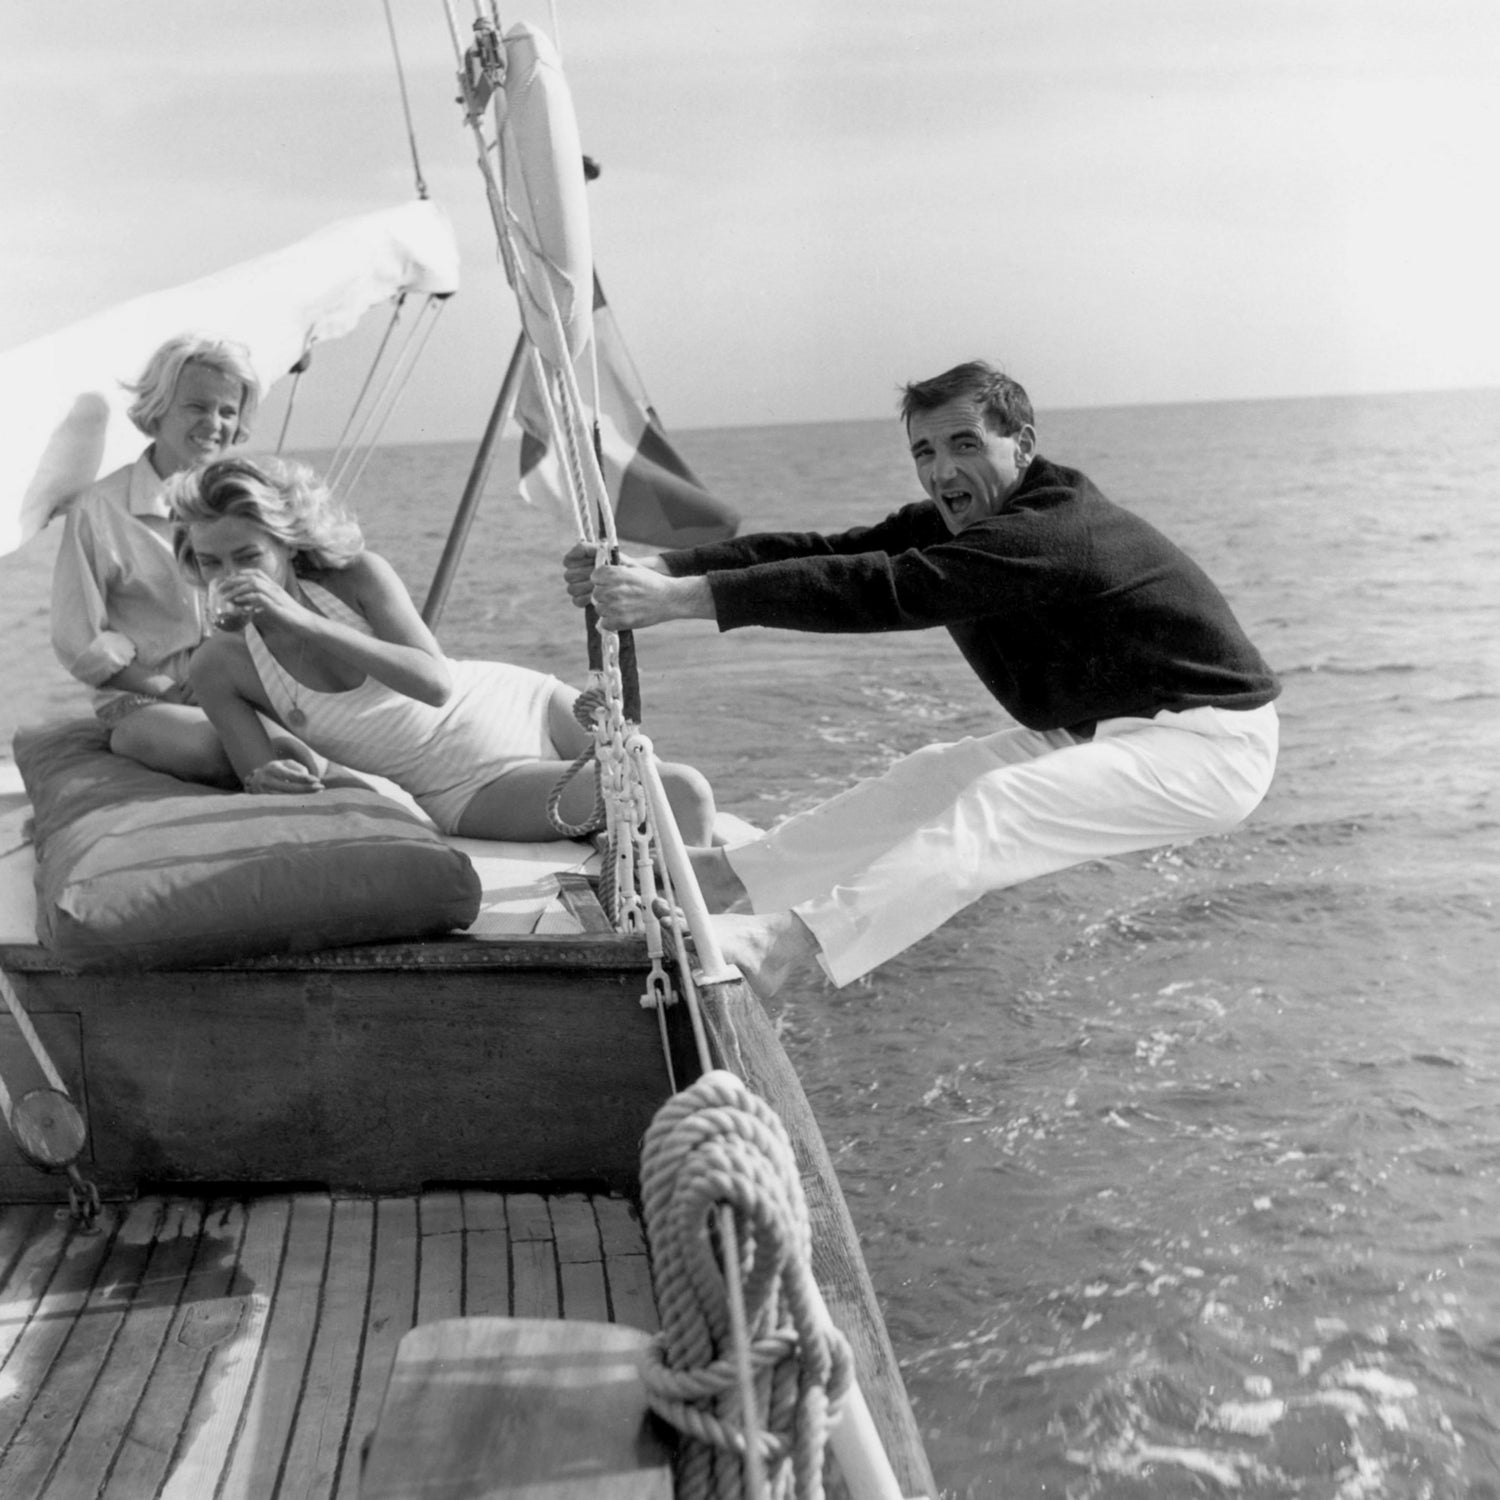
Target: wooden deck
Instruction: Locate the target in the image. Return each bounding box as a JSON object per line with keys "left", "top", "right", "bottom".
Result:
{"left": 0, "top": 1186, "right": 657, "bottom": 1499}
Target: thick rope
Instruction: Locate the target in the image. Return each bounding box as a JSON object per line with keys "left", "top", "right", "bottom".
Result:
{"left": 640, "top": 1071, "right": 852, "bottom": 1500}
{"left": 545, "top": 684, "right": 608, "bottom": 838}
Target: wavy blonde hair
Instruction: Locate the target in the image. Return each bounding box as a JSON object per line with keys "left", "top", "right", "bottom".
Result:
{"left": 170, "top": 456, "right": 364, "bottom": 581}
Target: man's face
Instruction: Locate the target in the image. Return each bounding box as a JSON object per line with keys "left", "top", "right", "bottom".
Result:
{"left": 907, "top": 396, "right": 1035, "bottom": 536}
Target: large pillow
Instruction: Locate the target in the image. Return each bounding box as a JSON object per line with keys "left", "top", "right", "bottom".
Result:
{"left": 13, "top": 718, "right": 481, "bottom": 971}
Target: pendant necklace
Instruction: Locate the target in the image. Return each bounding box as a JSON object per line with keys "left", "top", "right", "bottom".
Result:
{"left": 284, "top": 637, "right": 308, "bottom": 729}
{"left": 283, "top": 586, "right": 309, "bottom": 728}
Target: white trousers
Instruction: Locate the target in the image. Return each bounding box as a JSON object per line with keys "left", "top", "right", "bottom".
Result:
{"left": 727, "top": 703, "right": 1279, "bottom": 988}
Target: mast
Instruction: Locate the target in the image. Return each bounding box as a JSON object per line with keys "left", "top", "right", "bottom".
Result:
{"left": 421, "top": 334, "right": 526, "bottom": 628}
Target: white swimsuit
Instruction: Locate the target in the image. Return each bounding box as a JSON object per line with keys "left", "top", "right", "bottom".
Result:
{"left": 245, "top": 581, "right": 561, "bottom": 832}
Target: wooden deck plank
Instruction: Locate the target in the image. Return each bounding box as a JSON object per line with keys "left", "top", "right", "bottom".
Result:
{"left": 459, "top": 1192, "right": 510, "bottom": 1317}
{"left": 509, "top": 1239, "right": 558, "bottom": 1320}
{"left": 160, "top": 1195, "right": 291, "bottom": 1499}
{"left": 418, "top": 1191, "right": 464, "bottom": 1240}
{"left": 0, "top": 1212, "right": 121, "bottom": 1462}
{"left": 100, "top": 1200, "right": 245, "bottom": 1500}
{"left": 593, "top": 1197, "right": 657, "bottom": 1331}
{"left": 415, "top": 1192, "right": 463, "bottom": 1327}
{"left": 552, "top": 1195, "right": 609, "bottom": 1323}
{"left": 333, "top": 1198, "right": 418, "bottom": 1500}
{"left": 507, "top": 1195, "right": 558, "bottom": 1320}
{"left": 274, "top": 1197, "right": 374, "bottom": 1500}
{"left": 458, "top": 1189, "right": 507, "bottom": 1235}
{"left": 559, "top": 1258, "right": 611, "bottom": 1324}
{"left": 0, "top": 1209, "right": 75, "bottom": 1378}
{"left": 550, "top": 1194, "right": 602, "bottom": 1264}
{"left": 594, "top": 1194, "right": 650, "bottom": 1258}
{"left": 504, "top": 1192, "right": 552, "bottom": 1242}
{"left": 43, "top": 1200, "right": 197, "bottom": 1500}
{"left": 219, "top": 1194, "right": 334, "bottom": 1500}
{"left": 603, "top": 1253, "right": 659, "bottom": 1335}
{"left": 0, "top": 1204, "right": 50, "bottom": 1287}
{"left": 0, "top": 1199, "right": 160, "bottom": 1499}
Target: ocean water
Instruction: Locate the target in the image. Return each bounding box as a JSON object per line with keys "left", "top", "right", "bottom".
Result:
{"left": 2, "top": 388, "right": 1498, "bottom": 1497}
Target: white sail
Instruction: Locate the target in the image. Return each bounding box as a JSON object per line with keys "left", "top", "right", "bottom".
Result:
{"left": 0, "top": 199, "right": 460, "bottom": 558}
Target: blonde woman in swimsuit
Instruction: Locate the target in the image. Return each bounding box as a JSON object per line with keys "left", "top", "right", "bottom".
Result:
{"left": 168, "top": 455, "right": 717, "bottom": 844}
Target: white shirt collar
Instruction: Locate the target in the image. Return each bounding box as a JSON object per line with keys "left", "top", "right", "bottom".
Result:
{"left": 126, "top": 448, "right": 172, "bottom": 520}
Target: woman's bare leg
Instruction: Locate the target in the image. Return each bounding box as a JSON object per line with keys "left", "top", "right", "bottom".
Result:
{"left": 452, "top": 760, "right": 601, "bottom": 842}
{"left": 109, "top": 704, "right": 238, "bottom": 787}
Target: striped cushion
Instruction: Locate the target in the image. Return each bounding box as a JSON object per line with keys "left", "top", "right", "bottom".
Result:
{"left": 13, "top": 719, "right": 480, "bottom": 971}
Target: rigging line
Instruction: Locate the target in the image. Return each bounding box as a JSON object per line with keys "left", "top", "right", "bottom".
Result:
{"left": 327, "top": 295, "right": 409, "bottom": 472}
{"left": 329, "top": 296, "right": 449, "bottom": 500}
{"left": 274, "top": 364, "right": 306, "bottom": 455}
{"left": 438, "top": 0, "right": 466, "bottom": 65}
{"left": 381, "top": 0, "right": 429, "bottom": 199}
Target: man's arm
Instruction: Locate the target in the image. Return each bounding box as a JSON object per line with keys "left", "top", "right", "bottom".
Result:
{"left": 562, "top": 503, "right": 948, "bottom": 629}
{"left": 562, "top": 543, "right": 717, "bottom": 630}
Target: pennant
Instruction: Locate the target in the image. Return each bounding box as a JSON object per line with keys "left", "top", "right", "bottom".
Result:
{"left": 517, "top": 277, "right": 739, "bottom": 548}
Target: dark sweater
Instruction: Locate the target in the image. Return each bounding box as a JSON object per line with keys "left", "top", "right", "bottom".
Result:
{"left": 660, "top": 457, "right": 1280, "bottom": 735}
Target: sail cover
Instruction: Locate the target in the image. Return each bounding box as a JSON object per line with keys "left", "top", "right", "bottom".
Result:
{"left": 0, "top": 199, "right": 460, "bottom": 558}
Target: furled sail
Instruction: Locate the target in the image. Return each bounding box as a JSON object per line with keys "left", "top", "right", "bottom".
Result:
{"left": 473, "top": 23, "right": 736, "bottom": 548}
{"left": 0, "top": 199, "right": 460, "bottom": 558}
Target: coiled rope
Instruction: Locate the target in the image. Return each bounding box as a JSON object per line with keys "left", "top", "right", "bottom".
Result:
{"left": 543, "top": 683, "right": 609, "bottom": 840}
{"left": 640, "top": 1070, "right": 852, "bottom": 1499}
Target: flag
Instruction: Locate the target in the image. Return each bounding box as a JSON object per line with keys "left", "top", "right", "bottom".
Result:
{"left": 516, "top": 276, "right": 739, "bottom": 549}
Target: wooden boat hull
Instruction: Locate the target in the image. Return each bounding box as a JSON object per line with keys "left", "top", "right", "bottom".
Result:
{"left": 0, "top": 914, "right": 938, "bottom": 1497}
{"left": 0, "top": 930, "right": 667, "bottom": 1201}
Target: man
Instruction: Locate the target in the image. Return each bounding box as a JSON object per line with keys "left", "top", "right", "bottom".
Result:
{"left": 564, "top": 360, "right": 1280, "bottom": 998}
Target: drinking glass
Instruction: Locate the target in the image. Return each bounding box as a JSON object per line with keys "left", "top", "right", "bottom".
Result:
{"left": 206, "top": 574, "right": 251, "bottom": 633}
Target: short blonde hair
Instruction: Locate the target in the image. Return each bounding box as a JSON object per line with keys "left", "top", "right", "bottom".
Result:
{"left": 170, "top": 456, "right": 364, "bottom": 581}
{"left": 126, "top": 333, "right": 261, "bottom": 441}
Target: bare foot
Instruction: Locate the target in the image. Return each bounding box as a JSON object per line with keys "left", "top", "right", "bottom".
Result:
{"left": 711, "top": 911, "right": 821, "bottom": 1001}
{"left": 687, "top": 845, "right": 750, "bottom": 913}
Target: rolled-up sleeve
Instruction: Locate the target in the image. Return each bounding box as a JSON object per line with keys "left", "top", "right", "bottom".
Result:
{"left": 51, "top": 506, "right": 137, "bottom": 685}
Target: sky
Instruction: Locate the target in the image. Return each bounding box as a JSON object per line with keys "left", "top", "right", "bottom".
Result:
{"left": 1, "top": 0, "right": 1497, "bottom": 444}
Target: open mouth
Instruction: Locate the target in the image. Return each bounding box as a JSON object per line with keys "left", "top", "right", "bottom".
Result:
{"left": 940, "top": 488, "right": 975, "bottom": 521}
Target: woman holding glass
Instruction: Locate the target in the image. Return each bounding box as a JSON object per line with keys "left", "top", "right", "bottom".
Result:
{"left": 168, "top": 454, "right": 718, "bottom": 842}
